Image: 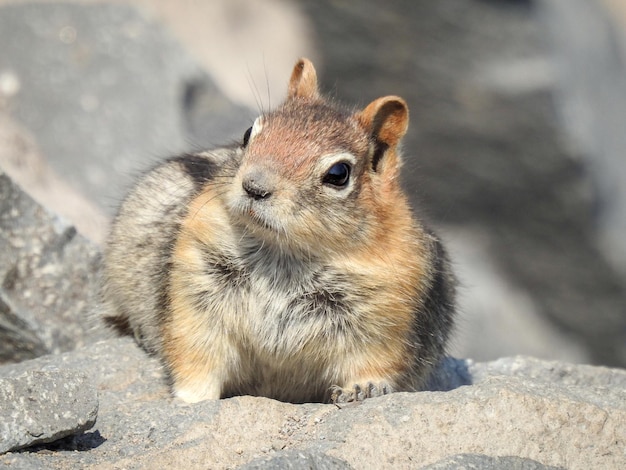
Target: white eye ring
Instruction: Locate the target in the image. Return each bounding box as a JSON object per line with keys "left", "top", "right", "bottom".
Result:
{"left": 318, "top": 153, "right": 358, "bottom": 195}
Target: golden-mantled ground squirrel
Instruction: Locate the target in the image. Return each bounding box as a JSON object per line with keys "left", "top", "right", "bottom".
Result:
{"left": 102, "top": 58, "right": 456, "bottom": 404}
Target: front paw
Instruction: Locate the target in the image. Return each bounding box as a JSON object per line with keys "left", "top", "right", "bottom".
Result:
{"left": 330, "top": 382, "right": 393, "bottom": 404}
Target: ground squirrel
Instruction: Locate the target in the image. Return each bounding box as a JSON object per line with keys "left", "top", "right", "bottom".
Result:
{"left": 101, "top": 58, "right": 456, "bottom": 404}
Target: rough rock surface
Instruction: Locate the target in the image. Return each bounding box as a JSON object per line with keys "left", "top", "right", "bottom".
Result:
{"left": 0, "top": 369, "right": 98, "bottom": 453}
{"left": 0, "top": 339, "right": 624, "bottom": 469}
{"left": 239, "top": 449, "right": 352, "bottom": 470}
{"left": 241, "top": 452, "right": 564, "bottom": 470}
{"left": 0, "top": 170, "right": 107, "bottom": 364}
{"left": 421, "top": 454, "right": 564, "bottom": 470}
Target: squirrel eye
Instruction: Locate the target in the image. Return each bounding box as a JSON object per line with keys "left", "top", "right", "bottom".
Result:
{"left": 242, "top": 126, "right": 253, "bottom": 148}
{"left": 323, "top": 162, "right": 351, "bottom": 188}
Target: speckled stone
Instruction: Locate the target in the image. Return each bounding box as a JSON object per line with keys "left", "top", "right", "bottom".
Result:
{"left": 0, "top": 369, "right": 98, "bottom": 453}
{"left": 0, "top": 171, "right": 106, "bottom": 364}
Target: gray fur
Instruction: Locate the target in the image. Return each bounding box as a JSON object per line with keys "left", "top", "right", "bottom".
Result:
{"left": 101, "top": 148, "right": 238, "bottom": 354}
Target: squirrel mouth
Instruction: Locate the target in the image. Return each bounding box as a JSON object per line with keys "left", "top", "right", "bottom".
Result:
{"left": 228, "top": 190, "right": 286, "bottom": 237}
{"left": 239, "top": 204, "right": 282, "bottom": 235}
{"left": 247, "top": 209, "right": 272, "bottom": 230}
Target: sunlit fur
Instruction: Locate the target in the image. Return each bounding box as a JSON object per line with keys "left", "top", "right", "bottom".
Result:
{"left": 101, "top": 58, "right": 456, "bottom": 403}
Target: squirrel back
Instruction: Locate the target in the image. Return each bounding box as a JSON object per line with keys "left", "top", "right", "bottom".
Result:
{"left": 101, "top": 58, "right": 456, "bottom": 403}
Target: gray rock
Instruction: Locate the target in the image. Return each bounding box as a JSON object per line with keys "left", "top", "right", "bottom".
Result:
{"left": 420, "top": 454, "right": 564, "bottom": 470}
{"left": 468, "top": 355, "right": 626, "bottom": 390}
{"left": 0, "top": 369, "right": 97, "bottom": 453}
{"left": 539, "top": 0, "right": 626, "bottom": 279}
{"left": 0, "top": 170, "right": 106, "bottom": 364}
{"left": 0, "top": 345, "right": 623, "bottom": 468}
{"left": 239, "top": 449, "right": 352, "bottom": 470}
{"left": 0, "top": 111, "right": 109, "bottom": 244}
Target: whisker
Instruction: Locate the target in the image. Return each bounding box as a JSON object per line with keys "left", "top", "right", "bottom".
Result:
{"left": 263, "top": 53, "right": 271, "bottom": 113}
{"left": 246, "top": 62, "right": 265, "bottom": 115}
{"left": 187, "top": 187, "right": 232, "bottom": 223}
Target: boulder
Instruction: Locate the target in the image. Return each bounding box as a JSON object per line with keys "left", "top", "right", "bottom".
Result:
{"left": 421, "top": 454, "right": 564, "bottom": 470}
{"left": 240, "top": 449, "right": 352, "bottom": 470}
{"left": 0, "top": 369, "right": 97, "bottom": 453}
{"left": 0, "top": 170, "right": 106, "bottom": 364}
{"left": 0, "top": 340, "right": 623, "bottom": 469}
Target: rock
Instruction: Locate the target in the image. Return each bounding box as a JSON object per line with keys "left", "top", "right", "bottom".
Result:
{"left": 0, "top": 1, "right": 250, "bottom": 217}
{"left": 0, "top": 170, "right": 106, "bottom": 364}
{"left": 467, "top": 355, "right": 626, "bottom": 390}
{"left": 0, "top": 343, "right": 623, "bottom": 469}
{"left": 0, "top": 369, "right": 97, "bottom": 453}
{"left": 420, "top": 454, "right": 564, "bottom": 470}
{"left": 241, "top": 452, "right": 566, "bottom": 470}
{"left": 239, "top": 449, "right": 352, "bottom": 470}
{"left": 445, "top": 229, "right": 590, "bottom": 364}
{"left": 311, "top": 376, "right": 625, "bottom": 469}
{"left": 539, "top": 0, "right": 626, "bottom": 278}
{"left": 0, "top": 111, "right": 109, "bottom": 244}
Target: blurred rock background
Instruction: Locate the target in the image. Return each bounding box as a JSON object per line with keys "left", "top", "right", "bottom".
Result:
{"left": 1, "top": 0, "right": 625, "bottom": 368}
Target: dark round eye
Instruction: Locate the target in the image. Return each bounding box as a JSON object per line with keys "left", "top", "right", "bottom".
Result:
{"left": 242, "top": 126, "right": 252, "bottom": 148}
{"left": 323, "top": 162, "right": 351, "bottom": 188}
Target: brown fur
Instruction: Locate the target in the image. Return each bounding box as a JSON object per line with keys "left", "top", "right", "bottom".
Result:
{"left": 101, "top": 58, "right": 456, "bottom": 403}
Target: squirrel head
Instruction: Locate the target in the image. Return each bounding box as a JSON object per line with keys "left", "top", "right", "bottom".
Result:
{"left": 227, "top": 58, "right": 411, "bottom": 255}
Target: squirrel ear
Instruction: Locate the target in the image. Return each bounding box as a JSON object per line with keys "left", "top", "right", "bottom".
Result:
{"left": 288, "top": 58, "right": 319, "bottom": 100}
{"left": 357, "top": 96, "right": 409, "bottom": 147}
{"left": 357, "top": 96, "right": 409, "bottom": 174}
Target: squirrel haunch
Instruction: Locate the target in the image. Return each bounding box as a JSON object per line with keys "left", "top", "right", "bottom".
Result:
{"left": 101, "top": 58, "right": 456, "bottom": 404}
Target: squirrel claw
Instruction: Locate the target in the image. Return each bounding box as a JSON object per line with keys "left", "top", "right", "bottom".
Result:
{"left": 330, "top": 382, "right": 393, "bottom": 404}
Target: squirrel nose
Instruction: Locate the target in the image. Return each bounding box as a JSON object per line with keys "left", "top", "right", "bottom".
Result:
{"left": 242, "top": 170, "right": 273, "bottom": 200}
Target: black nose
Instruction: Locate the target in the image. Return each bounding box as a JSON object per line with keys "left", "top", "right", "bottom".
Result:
{"left": 242, "top": 172, "right": 273, "bottom": 200}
